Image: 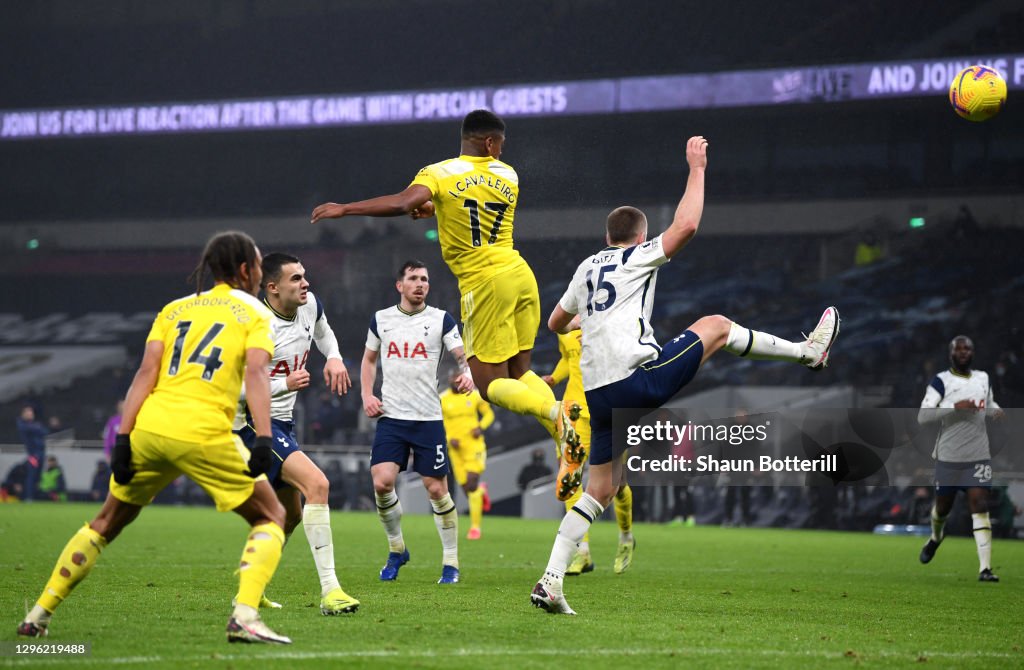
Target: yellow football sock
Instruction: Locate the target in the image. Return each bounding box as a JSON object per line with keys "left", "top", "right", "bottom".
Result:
{"left": 487, "top": 377, "right": 557, "bottom": 429}
{"left": 235, "top": 522, "right": 285, "bottom": 609}
{"left": 614, "top": 485, "right": 633, "bottom": 535}
{"left": 37, "top": 523, "right": 107, "bottom": 613}
{"left": 468, "top": 488, "right": 484, "bottom": 530}
{"left": 564, "top": 487, "right": 589, "bottom": 544}
{"left": 517, "top": 370, "right": 558, "bottom": 438}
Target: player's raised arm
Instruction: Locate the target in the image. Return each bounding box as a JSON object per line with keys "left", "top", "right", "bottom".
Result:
{"left": 660, "top": 135, "right": 708, "bottom": 260}
{"left": 311, "top": 185, "right": 433, "bottom": 223}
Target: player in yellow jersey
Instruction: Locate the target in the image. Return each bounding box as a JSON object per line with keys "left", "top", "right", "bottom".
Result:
{"left": 440, "top": 369, "right": 495, "bottom": 540}
{"left": 311, "top": 110, "right": 582, "bottom": 463}
{"left": 543, "top": 329, "right": 636, "bottom": 575}
{"left": 17, "top": 231, "right": 292, "bottom": 645}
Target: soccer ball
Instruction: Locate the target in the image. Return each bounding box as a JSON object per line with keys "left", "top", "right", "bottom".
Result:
{"left": 949, "top": 65, "right": 1007, "bottom": 122}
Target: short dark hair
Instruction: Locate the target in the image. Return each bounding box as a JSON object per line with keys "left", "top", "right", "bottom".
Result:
{"left": 606, "top": 206, "right": 648, "bottom": 244}
{"left": 462, "top": 109, "right": 505, "bottom": 139}
{"left": 187, "top": 231, "right": 260, "bottom": 294}
{"left": 261, "top": 252, "right": 301, "bottom": 288}
{"left": 397, "top": 260, "right": 427, "bottom": 280}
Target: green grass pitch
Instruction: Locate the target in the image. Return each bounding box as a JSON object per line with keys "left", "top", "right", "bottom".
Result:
{"left": 1, "top": 503, "right": 1022, "bottom": 669}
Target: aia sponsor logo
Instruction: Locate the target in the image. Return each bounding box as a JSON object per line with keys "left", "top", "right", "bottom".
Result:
{"left": 387, "top": 341, "right": 428, "bottom": 359}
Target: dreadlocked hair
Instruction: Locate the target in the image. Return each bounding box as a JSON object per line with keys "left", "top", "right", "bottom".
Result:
{"left": 187, "top": 230, "right": 260, "bottom": 294}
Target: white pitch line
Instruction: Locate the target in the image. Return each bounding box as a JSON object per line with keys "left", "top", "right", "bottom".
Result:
{"left": 2, "top": 645, "right": 1020, "bottom": 666}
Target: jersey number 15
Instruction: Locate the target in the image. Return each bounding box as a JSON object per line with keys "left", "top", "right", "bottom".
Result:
{"left": 585, "top": 264, "right": 618, "bottom": 315}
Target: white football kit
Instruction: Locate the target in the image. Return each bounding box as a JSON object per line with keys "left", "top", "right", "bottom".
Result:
{"left": 918, "top": 368, "right": 1000, "bottom": 462}
{"left": 366, "top": 305, "right": 462, "bottom": 421}
{"left": 558, "top": 234, "right": 670, "bottom": 391}
{"left": 233, "top": 291, "right": 342, "bottom": 429}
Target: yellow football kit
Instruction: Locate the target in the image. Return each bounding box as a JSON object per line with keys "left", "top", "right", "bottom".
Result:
{"left": 440, "top": 388, "right": 495, "bottom": 485}
{"left": 111, "top": 283, "right": 275, "bottom": 511}
{"left": 411, "top": 155, "right": 539, "bottom": 363}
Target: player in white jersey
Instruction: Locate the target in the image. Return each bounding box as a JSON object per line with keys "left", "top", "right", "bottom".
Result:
{"left": 531, "top": 136, "right": 840, "bottom": 614}
{"left": 234, "top": 252, "right": 360, "bottom": 614}
{"left": 917, "top": 335, "right": 1004, "bottom": 582}
{"left": 361, "top": 260, "right": 473, "bottom": 585}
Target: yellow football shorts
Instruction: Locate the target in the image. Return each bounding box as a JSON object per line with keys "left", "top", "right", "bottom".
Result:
{"left": 449, "top": 439, "right": 486, "bottom": 486}
{"left": 110, "top": 428, "right": 263, "bottom": 512}
{"left": 460, "top": 263, "right": 540, "bottom": 363}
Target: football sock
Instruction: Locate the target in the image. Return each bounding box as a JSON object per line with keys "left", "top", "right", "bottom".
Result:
{"left": 544, "top": 493, "right": 604, "bottom": 589}
{"left": 302, "top": 503, "right": 341, "bottom": 595}
{"left": 235, "top": 522, "right": 285, "bottom": 610}
{"left": 430, "top": 493, "right": 459, "bottom": 569}
{"left": 375, "top": 490, "right": 406, "bottom": 553}
{"left": 517, "top": 370, "right": 559, "bottom": 439}
{"left": 487, "top": 376, "right": 557, "bottom": 437}
{"left": 615, "top": 485, "right": 634, "bottom": 538}
{"left": 972, "top": 512, "right": 992, "bottom": 571}
{"left": 725, "top": 323, "right": 802, "bottom": 362}
{"left": 577, "top": 540, "right": 590, "bottom": 556}
{"left": 930, "top": 505, "right": 948, "bottom": 543}
{"left": 36, "top": 523, "right": 107, "bottom": 614}
{"left": 467, "top": 488, "right": 484, "bottom": 530}
{"left": 564, "top": 487, "right": 590, "bottom": 544}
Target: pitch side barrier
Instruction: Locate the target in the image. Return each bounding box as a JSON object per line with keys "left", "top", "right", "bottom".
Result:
{"left": 614, "top": 408, "right": 1022, "bottom": 488}
{"left": 2, "top": 53, "right": 1022, "bottom": 141}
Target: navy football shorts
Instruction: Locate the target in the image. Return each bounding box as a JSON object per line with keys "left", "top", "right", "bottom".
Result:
{"left": 935, "top": 458, "right": 992, "bottom": 496}
{"left": 586, "top": 330, "right": 704, "bottom": 465}
{"left": 371, "top": 417, "right": 450, "bottom": 478}
{"left": 236, "top": 418, "right": 301, "bottom": 490}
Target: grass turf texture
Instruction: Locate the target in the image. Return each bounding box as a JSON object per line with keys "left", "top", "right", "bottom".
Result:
{"left": 1, "top": 503, "right": 1021, "bottom": 669}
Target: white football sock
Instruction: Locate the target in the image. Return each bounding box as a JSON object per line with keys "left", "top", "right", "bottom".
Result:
{"left": 972, "top": 512, "right": 992, "bottom": 571}
{"left": 543, "top": 493, "right": 604, "bottom": 591}
{"left": 375, "top": 490, "right": 405, "bottom": 553}
{"left": 931, "top": 505, "right": 948, "bottom": 543}
{"left": 302, "top": 503, "right": 341, "bottom": 595}
{"left": 430, "top": 493, "right": 459, "bottom": 569}
{"left": 725, "top": 323, "right": 802, "bottom": 362}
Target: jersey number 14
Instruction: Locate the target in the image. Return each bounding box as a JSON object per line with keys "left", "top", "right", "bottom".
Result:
{"left": 168, "top": 321, "right": 225, "bottom": 381}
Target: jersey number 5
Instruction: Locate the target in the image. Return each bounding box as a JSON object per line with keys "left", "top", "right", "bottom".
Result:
{"left": 464, "top": 199, "right": 509, "bottom": 247}
{"left": 585, "top": 264, "right": 618, "bottom": 315}
{"left": 168, "top": 321, "right": 226, "bottom": 381}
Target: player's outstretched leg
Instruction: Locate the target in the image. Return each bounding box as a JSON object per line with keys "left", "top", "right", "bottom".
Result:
{"left": 711, "top": 307, "right": 840, "bottom": 369}
{"left": 484, "top": 367, "right": 582, "bottom": 461}
{"left": 17, "top": 523, "right": 109, "bottom": 638}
